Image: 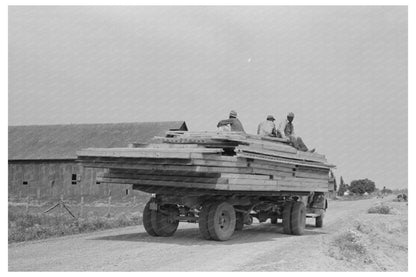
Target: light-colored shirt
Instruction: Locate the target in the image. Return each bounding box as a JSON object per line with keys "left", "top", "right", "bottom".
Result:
{"left": 257, "top": 120, "right": 276, "bottom": 136}
{"left": 257, "top": 120, "right": 282, "bottom": 137}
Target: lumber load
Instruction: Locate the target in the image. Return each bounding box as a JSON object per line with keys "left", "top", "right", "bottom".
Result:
{"left": 77, "top": 131, "right": 335, "bottom": 193}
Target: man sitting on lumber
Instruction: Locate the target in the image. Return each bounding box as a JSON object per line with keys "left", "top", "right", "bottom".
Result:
{"left": 217, "top": 110, "right": 245, "bottom": 132}
{"left": 257, "top": 115, "right": 282, "bottom": 138}
{"left": 282, "top": 112, "right": 315, "bottom": 153}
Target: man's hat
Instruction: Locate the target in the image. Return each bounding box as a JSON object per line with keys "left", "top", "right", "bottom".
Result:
{"left": 267, "top": 115, "right": 275, "bottom": 121}
{"left": 229, "top": 110, "right": 237, "bottom": 117}
{"left": 287, "top": 112, "right": 294, "bottom": 118}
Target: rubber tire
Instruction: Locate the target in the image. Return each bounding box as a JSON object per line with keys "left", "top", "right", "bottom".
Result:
{"left": 198, "top": 202, "right": 213, "bottom": 240}
{"left": 235, "top": 212, "right": 244, "bottom": 231}
{"left": 143, "top": 200, "right": 158, "bottom": 236}
{"left": 282, "top": 202, "right": 293, "bottom": 234}
{"left": 207, "top": 202, "right": 236, "bottom": 241}
{"left": 316, "top": 213, "right": 324, "bottom": 228}
{"left": 151, "top": 204, "right": 179, "bottom": 237}
{"left": 290, "top": 201, "right": 306, "bottom": 235}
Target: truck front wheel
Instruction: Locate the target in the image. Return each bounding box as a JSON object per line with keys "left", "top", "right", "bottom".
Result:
{"left": 290, "top": 201, "right": 306, "bottom": 235}
{"left": 282, "top": 201, "right": 306, "bottom": 235}
{"left": 316, "top": 213, "right": 324, "bottom": 228}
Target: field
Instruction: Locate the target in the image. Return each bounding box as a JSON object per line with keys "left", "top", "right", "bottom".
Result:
{"left": 8, "top": 195, "right": 150, "bottom": 243}
{"left": 9, "top": 195, "right": 407, "bottom": 271}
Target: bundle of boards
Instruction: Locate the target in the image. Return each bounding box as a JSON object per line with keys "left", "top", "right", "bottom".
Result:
{"left": 77, "top": 131, "right": 335, "bottom": 194}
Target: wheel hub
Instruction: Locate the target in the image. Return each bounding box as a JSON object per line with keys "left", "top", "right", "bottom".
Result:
{"left": 219, "top": 212, "right": 229, "bottom": 229}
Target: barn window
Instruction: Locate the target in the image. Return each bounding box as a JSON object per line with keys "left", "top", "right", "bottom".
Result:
{"left": 96, "top": 181, "right": 101, "bottom": 185}
{"left": 71, "top": 174, "right": 77, "bottom": 185}
{"left": 22, "top": 181, "right": 28, "bottom": 185}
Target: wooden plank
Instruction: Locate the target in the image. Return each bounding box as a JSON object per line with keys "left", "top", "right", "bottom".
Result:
{"left": 97, "top": 177, "right": 219, "bottom": 190}
{"left": 80, "top": 156, "right": 247, "bottom": 168}
{"left": 248, "top": 161, "right": 295, "bottom": 174}
{"left": 231, "top": 138, "right": 297, "bottom": 154}
{"left": 294, "top": 172, "right": 329, "bottom": 180}
{"left": 236, "top": 145, "right": 326, "bottom": 163}
{"left": 191, "top": 159, "right": 249, "bottom": 168}
{"left": 79, "top": 147, "right": 223, "bottom": 153}
{"left": 108, "top": 168, "right": 221, "bottom": 178}
{"left": 78, "top": 156, "right": 193, "bottom": 165}
{"left": 80, "top": 161, "right": 256, "bottom": 174}
{"left": 143, "top": 143, "right": 203, "bottom": 149}
{"left": 236, "top": 152, "right": 334, "bottom": 169}
{"left": 77, "top": 147, "right": 223, "bottom": 159}
{"left": 253, "top": 168, "right": 294, "bottom": 177}
{"left": 227, "top": 178, "right": 278, "bottom": 186}
{"left": 296, "top": 165, "right": 330, "bottom": 173}
{"left": 220, "top": 173, "right": 271, "bottom": 180}
{"left": 99, "top": 172, "right": 227, "bottom": 184}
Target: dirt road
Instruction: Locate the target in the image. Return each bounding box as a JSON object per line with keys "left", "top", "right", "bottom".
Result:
{"left": 8, "top": 196, "right": 407, "bottom": 271}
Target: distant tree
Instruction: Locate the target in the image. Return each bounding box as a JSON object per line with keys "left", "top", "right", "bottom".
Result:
{"left": 330, "top": 170, "right": 337, "bottom": 191}
{"left": 349, "top": 178, "right": 376, "bottom": 195}
{"left": 337, "top": 176, "right": 348, "bottom": 196}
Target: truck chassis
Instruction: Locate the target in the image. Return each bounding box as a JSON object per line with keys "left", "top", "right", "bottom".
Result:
{"left": 139, "top": 187, "right": 327, "bottom": 241}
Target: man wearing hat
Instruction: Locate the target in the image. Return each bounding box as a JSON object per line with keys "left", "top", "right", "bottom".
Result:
{"left": 257, "top": 115, "right": 282, "bottom": 138}
{"left": 283, "top": 112, "right": 315, "bottom": 152}
{"left": 217, "top": 110, "right": 245, "bottom": 132}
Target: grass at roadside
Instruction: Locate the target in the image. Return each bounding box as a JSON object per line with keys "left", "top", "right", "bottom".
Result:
{"left": 8, "top": 197, "right": 149, "bottom": 243}
{"left": 328, "top": 199, "right": 408, "bottom": 271}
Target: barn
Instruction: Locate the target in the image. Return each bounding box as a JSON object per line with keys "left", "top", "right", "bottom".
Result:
{"left": 8, "top": 121, "right": 188, "bottom": 201}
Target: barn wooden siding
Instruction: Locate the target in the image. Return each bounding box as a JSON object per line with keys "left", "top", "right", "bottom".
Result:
{"left": 8, "top": 160, "right": 140, "bottom": 200}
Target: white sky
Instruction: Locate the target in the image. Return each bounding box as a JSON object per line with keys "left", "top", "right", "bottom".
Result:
{"left": 8, "top": 6, "right": 408, "bottom": 189}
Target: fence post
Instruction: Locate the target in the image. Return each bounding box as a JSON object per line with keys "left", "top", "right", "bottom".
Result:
{"left": 80, "top": 196, "right": 84, "bottom": 219}
{"left": 133, "top": 195, "right": 136, "bottom": 207}
{"left": 25, "top": 195, "right": 30, "bottom": 214}
{"left": 60, "top": 194, "right": 64, "bottom": 217}
{"left": 106, "top": 196, "right": 112, "bottom": 217}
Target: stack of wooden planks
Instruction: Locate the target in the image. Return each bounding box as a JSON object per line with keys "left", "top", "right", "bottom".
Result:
{"left": 77, "top": 131, "right": 335, "bottom": 193}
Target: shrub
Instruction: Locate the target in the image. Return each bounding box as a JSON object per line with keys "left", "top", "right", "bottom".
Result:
{"left": 368, "top": 203, "right": 391, "bottom": 214}
{"left": 334, "top": 229, "right": 367, "bottom": 257}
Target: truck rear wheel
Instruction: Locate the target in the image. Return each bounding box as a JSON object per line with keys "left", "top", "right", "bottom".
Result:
{"left": 151, "top": 204, "right": 179, "bottom": 237}
{"left": 290, "top": 202, "right": 306, "bottom": 235}
{"left": 207, "top": 202, "right": 236, "bottom": 241}
{"left": 198, "top": 202, "right": 213, "bottom": 240}
{"left": 143, "top": 201, "right": 158, "bottom": 236}
{"left": 282, "top": 201, "right": 293, "bottom": 234}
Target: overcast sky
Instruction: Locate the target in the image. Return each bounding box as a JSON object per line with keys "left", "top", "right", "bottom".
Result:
{"left": 8, "top": 6, "right": 407, "bottom": 189}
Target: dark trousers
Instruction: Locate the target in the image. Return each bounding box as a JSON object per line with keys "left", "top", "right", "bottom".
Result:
{"left": 288, "top": 135, "right": 308, "bottom": 152}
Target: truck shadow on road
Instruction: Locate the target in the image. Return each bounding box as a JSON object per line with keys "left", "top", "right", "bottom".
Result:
{"left": 91, "top": 223, "right": 327, "bottom": 246}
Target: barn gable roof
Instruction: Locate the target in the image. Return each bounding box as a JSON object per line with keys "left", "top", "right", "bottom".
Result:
{"left": 8, "top": 121, "right": 188, "bottom": 160}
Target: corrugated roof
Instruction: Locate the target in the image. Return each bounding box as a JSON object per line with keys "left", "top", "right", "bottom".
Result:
{"left": 8, "top": 121, "right": 187, "bottom": 160}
